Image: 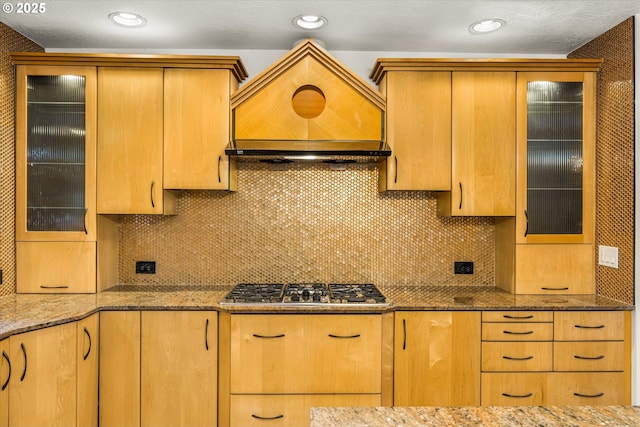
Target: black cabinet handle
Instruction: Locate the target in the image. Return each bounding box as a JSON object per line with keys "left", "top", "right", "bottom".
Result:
{"left": 83, "top": 208, "right": 88, "bottom": 234}
{"left": 40, "top": 285, "right": 69, "bottom": 289}
{"left": 205, "top": 318, "right": 210, "bottom": 351}
{"left": 217, "top": 156, "right": 222, "bottom": 183}
{"left": 503, "top": 330, "right": 534, "bottom": 335}
{"left": 503, "top": 355, "right": 534, "bottom": 361}
{"left": 1, "top": 350, "right": 10, "bottom": 391}
{"left": 328, "top": 334, "right": 361, "bottom": 339}
{"left": 524, "top": 210, "right": 528, "bottom": 237}
{"left": 574, "top": 354, "right": 605, "bottom": 360}
{"left": 252, "top": 334, "right": 285, "bottom": 339}
{"left": 458, "top": 182, "right": 463, "bottom": 209}
{"left": 150, "top": 180, "right": 155, "bottom": 208}
{"left": 575, "top": 324, "right": 605, "bottom": 329}
{"left": 394, "top": 156, "right": 398, "bottom": 184}
{"left": 502, "top": 392, "right": 533, "bottom": 398}
{"left": 251, "top": 414, "right": 284, "bottom": 420}
{"left": 541, "top": 287, "right": 569, "bottom": 291}
{"left": 574, "top": 392, "right": 604, "bottom": 398}
{"left": 83, "top": 327, "right": 92, "bottom": 361}
{"left": 503, "top": 314, "right": 533, "bottom": 320}
{"left": 402, "top": 318, "right": 407, "bottom": 350}
{"left": 20, "top": 343, "right": 27, "bottom": 382}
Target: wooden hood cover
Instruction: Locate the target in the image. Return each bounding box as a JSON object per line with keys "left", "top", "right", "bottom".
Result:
{"left": 228, "top": 39, "right": 388, "bottom": 161}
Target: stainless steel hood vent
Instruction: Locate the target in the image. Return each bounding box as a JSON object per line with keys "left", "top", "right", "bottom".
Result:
{"left": 229, "top": 39, "right": 387, "bottom": 165}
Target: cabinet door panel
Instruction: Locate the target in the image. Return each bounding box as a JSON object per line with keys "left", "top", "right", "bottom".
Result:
{"left": 77, "top": 314, "right": 99, "bottom": 427}
{"left": 482, "top": 322, "right": 553, "bottom": 341}
{"left": 9, "top": 323, "right": 76, "bottom": 427}
{"left": 394, "top": 311, "right": 480, "bottom": 406}
{"left": 0, "top": 339, "right": 8, "bottom": 427}
{"left": 482, "top": 342, "right": 552, "bottom": 371}
{"left": 141, "top": 311, "right": 217, "bottom": 427}
{"left": 554, "top": 311, "right": 624, "bottom": 341}
{"left": 554, "top": 341, "right": 624, "bottom": 372}
{"left": 548, "top": 372, "right": 626, "bottom": 405}
{"left": 481, "top": 373, "right": 545, "bottom": 406}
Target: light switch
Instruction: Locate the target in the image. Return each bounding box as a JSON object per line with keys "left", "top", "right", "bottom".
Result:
{"left": 598, "top": 245, "right": 619, "bottom": 268}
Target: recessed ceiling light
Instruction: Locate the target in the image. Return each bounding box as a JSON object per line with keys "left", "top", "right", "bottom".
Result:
{"left": 469, "top": 19, "right": 505, "bottom": 34}
{"left": 293, "top": 15, "right": 328, "bottom": 30}
{"left": 108, "top": 12, "right": 147, "bottom": 28}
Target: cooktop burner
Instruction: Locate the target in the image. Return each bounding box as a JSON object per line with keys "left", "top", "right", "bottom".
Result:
{"left": 221, "top": 283, "right": 388, "bottom": 306}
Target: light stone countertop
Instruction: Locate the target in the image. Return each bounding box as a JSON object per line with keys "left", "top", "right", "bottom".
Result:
{"left": 309, "top": 406, "right": 640, "bottom": 427}
{"left": 0, "top": 285, "right": 633, "bottom": 340}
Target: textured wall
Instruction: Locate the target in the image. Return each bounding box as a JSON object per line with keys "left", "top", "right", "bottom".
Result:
{"left": 0, "top": 24, "right": 42, "bottom": 296}
{"left": 569, "top": 17, "right": 635, "bottom": 304}
{"left": 119, "top": 164, "right": 495, "bottom": 287}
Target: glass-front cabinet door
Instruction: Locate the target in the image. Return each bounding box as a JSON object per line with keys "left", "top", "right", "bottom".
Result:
{"left": 516, "top": 72, "right": 595, "bottom": 244}
{"left": 16, "top": 66, "right": 96, "bottom": 241}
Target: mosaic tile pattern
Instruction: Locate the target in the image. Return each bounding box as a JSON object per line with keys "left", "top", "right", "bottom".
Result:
{"left": 119, "top": 164, "right": 496, "bottom": 287}
{"left": 0, "top": 24, "right": 43, "bottom": 296}
{"left": 569, "top": 17, "right": 635, "bottom": 304}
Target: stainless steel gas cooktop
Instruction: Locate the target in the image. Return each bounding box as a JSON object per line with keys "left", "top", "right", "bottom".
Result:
{"left": 220, "top": 283, "right": 389, "bottom": 306}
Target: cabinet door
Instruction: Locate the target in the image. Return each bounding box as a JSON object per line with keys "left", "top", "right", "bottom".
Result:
{"left": 394, "top": 311, "right": 480, "bottom": 406}
{"left": 516, "top": 72, "right": 595, "bottom": 244}
{"left": 15, "top": 65, "right": 97, "bottom": 241}
{"left": 164, "top": 69, "right": 236, "bottom": 190}
{"left": 99, "top": 311, "right": 140, "bottom": 427}
{"left": 77, "top": 314, "right": 99, "bottom": 427}
{"left": 9, "top": 323, "right": 77, "bottom": 427}
{"left": 0, "top": 339, "right": 8, "bottom": 427}
{"left": 16, "top": 241, "right": 96, "bottom": 293}
{"left": 97, "top": 67, "right": 175, "bottom": 214}
{"left": 141, "top": 311, "right": 217, "bottom": 427}
{"left": 380, "top": 71, "right": 451, "bottom": 191}
{"left": 440, "top": 72, "right": 516, "bottom": 216}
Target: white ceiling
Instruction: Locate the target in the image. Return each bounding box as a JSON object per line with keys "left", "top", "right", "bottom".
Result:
{"left": 1, "top": 0, "right": 638, "bottom": 55}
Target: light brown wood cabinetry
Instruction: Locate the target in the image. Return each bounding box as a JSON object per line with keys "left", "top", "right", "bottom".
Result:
{"left": 378, "top": 71, "right": 451, "bottom": 191}
{"left": 77, "top": 314, "right": 99, "bottom": 427}
{"left": 394, "top": 311, "right": 480, "bottom": 406}
{"left": 437, "top": 72, "right": 516, "bottom": 216}
{"left": 97, "top": 67, "right": 176, "bottom": 215}
{"left": 0, "top": 339, "right": 8, "bottom": 427}
{"left": 164, "top": 69, "right": 238, "bottom": 190}
{"left": 9, "top": 322, "right": 77, "bottom": 427}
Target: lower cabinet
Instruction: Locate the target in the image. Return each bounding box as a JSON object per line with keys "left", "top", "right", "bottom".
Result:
{"left": 0, "top": 339, "right": 9, "bottom": 427}
{"left": 100, "top": 310, "right": 217, "bottom": 427}
{"left": 393, "top": 311, "right": 481, "bottom": 406}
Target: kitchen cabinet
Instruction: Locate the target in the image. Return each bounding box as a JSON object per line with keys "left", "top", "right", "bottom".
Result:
{"left": 437, "top": 71, "right": 516, "bottom": 216}
{"left": 393, "top": 311, "right": 480, "bottom": 406}
{"left": 225, "top": 314, "right": 382, "bottom": 427}
{"left": 97, "top": 67, "right": 176, "bottom": 215}
{"left": 9, "top": 322, "right": 77, "bottom": 427}
{"left": 0, "top": 339, "right": 8, "bottom": 427}
{"left": 77, "top": 314, "right": 99, "bottom": 427}
{"left": 496, "top": 69, "right": 597, "bottom": 294}
{"left": 377, "top": 71, "right": 451, "bottom": 191}
{"left": 164, "top": 69, "right": 238, "bottom": 190}
{"left": 100, "top": 310, "right": 218, "bottom": 427}
{"left": 481, "top": 310, "right": 631, "bottom": 406}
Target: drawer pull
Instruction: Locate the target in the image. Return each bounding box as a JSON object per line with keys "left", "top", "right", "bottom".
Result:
{"left": 205, "top": 318, "right": 210, "bottom": 350}
{"left": 503, "top": 330, "right": 533, "bottom": 335}
{"left": 503, "top": 314, "right": 533, "bottom": 320}
{"left": 20, "top": 343, "right": 27, "bottom": 382}
{"left": 574, "top": 392, "right": 604, "bottom": 398}
{"left": 575, "top": 324, "right": 605, "bottom": 329}
{"left": 502, "top": 392, "right": 533, "bottom": 399}
{"left": 574, "top": 354, "right": 605, "bottom": 360}
{"left": 541, "top": 287, "right": 569, "bottom": 291}
{"left": 40, "top": 285, "right": 69, "bottom": 289}
{"left": 1, "top": 350, "right": 10, "bottom": 391}
{"left": 83, "top": 327, "right": 92, "bottom": 361}
{"left": 252, "top": 334, "right": 285, "bottom": 339}
{"left": 251, "top": 414, "right": 284, "bottom": 420}
{"left": 328, "top": 334, "right": 361, "bottom": 339}
{"left": 503, "top": 355, "right": 534, "bottom": 361}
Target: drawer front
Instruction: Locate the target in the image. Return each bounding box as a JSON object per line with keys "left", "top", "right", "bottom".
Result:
{"left": 482, "top": 342, "right": 552, "bottom": 372}
{"left": 554, "top": 341, "right": 624, "bottom": 372}
{"left": 230, "top": 394, "right": 380, "bottom": 427}
{"left": 230, "top": 314, "right": 381, "bottom": 393}
{"left": 547, "top": 372, "right": 626, "bottom": 406}
{"left": 481, "top": 373, "right": 546, "bottom": 406}
{"left": 482, "top": 311, "right": 553, "bottom": 323}
{"left": 482, "top": 322, "right": 553, "bottom": 341}
{"left": 554, "top": 311, "right": 624, "bottom": 341}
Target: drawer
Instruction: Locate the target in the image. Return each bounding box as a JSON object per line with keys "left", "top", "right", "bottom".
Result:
{"left": 547, "top": 372, "right": 626, "bottom": 406}
{"left": 230, "top": 394, "right": 380, "bottom": 427}
{"left": 554, "top": 311, "right": 624, "bottom": 341}
{"left": 482, "top": 322, "right": 553, "bottom": 341}
{"left": 554, "top": 341, "right": 624, "bottom": 372}
{"left": 230, "top": 314, "right": 381, "bottom": 393}
{"left": 482, "top": 342, "right": 552, "bottom": 372}
{"left": 482, "top": 311, "right": 553, "bottom": 323}
{"left": 481, "top": 373, "right": 546, "bottom": 406}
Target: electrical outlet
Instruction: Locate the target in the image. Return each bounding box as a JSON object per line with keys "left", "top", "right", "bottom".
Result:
{"left": 454, "top": 261, "right": 474, "bottom": 274}
{"left": 136, "top": 261, "right": 156, "bottom": 274}
{"left": 598, "top": 245, "right": 619, "bottom": 268}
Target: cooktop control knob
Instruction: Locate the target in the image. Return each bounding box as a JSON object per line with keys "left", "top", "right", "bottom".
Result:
{"left": 302, "top": 289, "right": 310, "bottom": 301}
{"left": 312, "top": 292, "right": 321, "bottom": 302}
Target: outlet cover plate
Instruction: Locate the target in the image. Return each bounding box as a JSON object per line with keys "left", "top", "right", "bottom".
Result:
{"left": 598, "top": 245, "right": 619, "bottom": 269}
{"left": 136, "top": 261, "right": 156, "bottom": 274}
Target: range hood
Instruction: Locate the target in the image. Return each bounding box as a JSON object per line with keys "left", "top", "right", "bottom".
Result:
{"left": 226, "top": 39, "right": 388, "bottom": 163}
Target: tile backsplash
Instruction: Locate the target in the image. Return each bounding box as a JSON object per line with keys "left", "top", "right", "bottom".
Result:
{"left": 119, "top": 164, "right": 495, "bottom": 287}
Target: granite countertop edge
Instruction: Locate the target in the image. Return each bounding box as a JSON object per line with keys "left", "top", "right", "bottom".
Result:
{"left": 0, "top": 285, "right": 633, "bottom": 340}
